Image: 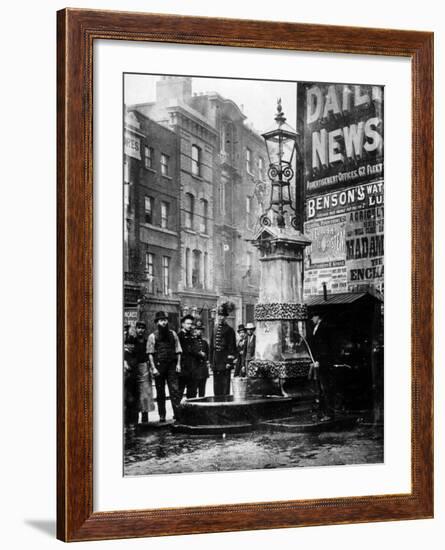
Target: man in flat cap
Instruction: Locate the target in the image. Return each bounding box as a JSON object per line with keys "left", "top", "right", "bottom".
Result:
{"left": 146, "top": 311, "right": 182, "bottom": 422}
{"left": 210, "top": 304, "right": 236, "bottom": 396}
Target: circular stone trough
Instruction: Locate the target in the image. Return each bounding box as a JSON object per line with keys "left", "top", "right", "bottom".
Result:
{"left": 173, "top": 395, "right": 293, "bottom": 435}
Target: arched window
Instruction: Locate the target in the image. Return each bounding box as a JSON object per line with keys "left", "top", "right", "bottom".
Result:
{"left": 200, "top": 198, "right": 208, "bottom": 233}
{"left": 185, "top": 193, "right": 195, "bottom": 229}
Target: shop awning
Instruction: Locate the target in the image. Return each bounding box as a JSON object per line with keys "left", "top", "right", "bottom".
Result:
{"left": 305, "top": 290, "right": 383, "bottom": 307}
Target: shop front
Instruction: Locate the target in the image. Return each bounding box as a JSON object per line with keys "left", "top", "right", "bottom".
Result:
{"left": 306, "top": 291, "right": 383, "bottom": 420}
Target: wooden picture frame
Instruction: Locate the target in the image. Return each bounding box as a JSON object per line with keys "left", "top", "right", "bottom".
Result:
{"left": 57, "top": 8, "right": 433, "bottom": 542}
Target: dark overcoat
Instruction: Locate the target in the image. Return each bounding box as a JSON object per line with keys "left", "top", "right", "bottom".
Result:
{"left": 210, "top": 322, "right": 237, "bottom": 373}
{"left": 194, "top": 337, "right": 210, "bottom": 380}
{"left": 307, "top": 321, "right": 334, "bottom": 366}
{"left": 245, "top": 334, "right": 256, "bottom": 364}
{"left": 178, "top": 330, "right": 201, "bottom": 378}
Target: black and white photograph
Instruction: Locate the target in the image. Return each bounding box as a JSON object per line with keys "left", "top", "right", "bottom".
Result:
{"left": 123, "top": 74, "right": 384, "bottom": 476}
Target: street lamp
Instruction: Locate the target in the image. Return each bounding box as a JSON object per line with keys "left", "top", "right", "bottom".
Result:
{"left": 245, "top": 98, "right": 312, "bottom": 396}
{"left": 261, "top": 98, "right": 300, "bottom": 229}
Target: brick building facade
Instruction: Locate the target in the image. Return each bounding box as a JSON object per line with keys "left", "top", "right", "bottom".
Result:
{"left": 190, "top": 91, "right": 268, "bottom": 328}
{"left": 130, "top": 78, "right": 219, "bottom": 333}
{"left": 126, "top": 77, "right": 269, "bottom": 330}
{"left": 124, "top": 110, "right": 181, "bottom": 333}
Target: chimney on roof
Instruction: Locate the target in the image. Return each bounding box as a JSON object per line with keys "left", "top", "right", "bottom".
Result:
{"left": 156, "top": 76, "right": 192, "bottom": 104}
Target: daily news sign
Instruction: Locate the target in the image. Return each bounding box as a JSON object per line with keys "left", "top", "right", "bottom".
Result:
{"left": 298, "top": 83, "right": 384, "bottom": 196}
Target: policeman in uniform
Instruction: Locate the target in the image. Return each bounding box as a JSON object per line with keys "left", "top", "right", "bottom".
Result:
{"left": 194, "top": 319, "right": 210, "bottom": 397}
{"left": 210, "top": 304, "right": 236, "bottom": 396}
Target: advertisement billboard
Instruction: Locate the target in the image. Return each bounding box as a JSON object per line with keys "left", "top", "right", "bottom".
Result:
{"left": 297, "top": 82, "right": 384, "bottom": 196}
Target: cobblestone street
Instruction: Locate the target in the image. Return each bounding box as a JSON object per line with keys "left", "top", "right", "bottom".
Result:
{"left": 124, "top": 423, "right": 383, "bottom": 476}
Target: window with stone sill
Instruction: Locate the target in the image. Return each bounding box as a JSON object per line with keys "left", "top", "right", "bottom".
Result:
{"left": 258, "top": 156, "right": 265, "bottom": 180}
{"left": 162, "top": 256, "right": 170, "bottom": 295}
{"left": 144, "top": 196, "right": 154, "bottom": 224}
{"left": 200, "top": 198, "right": 208, "bottom": 233}
{"left": 144, "top": 145, "right": 154, "bottom": 169}
{"left": 161, "top": 201, "right": 169, "bottom": 229}
{"left": 246, "top": 147, "right": 253, "bottom": 174}
{"left": 191, "top": 144, "right": 201, "bottom": 177}
{"left": 185, "top": 192, "right": 195, "bottom": 229}
{"left": 161, "top": 153, "right": 170, "bottom": 176}
{"left": 192, "top": 249, "right": 202, "bottom": 289}
{"left": 145, "top": 252, "right": 154, "bottom": 294}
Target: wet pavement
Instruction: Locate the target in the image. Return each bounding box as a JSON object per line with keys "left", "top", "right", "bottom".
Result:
{"left": 124, "top": 423, "right": 383, "bottom": 476}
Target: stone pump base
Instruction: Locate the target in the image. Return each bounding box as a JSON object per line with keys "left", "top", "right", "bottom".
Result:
{"left": 245, "top": 359, "right": 313, "bottom": 398}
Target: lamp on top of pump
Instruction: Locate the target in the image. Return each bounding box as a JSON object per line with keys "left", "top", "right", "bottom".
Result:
{"left": 261, "top": 98, "right": 301, "bottom": 230}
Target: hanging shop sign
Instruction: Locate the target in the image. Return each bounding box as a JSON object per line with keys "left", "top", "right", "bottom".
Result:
{"left": 124, "top": 129, "right": 141, "bottom": 160}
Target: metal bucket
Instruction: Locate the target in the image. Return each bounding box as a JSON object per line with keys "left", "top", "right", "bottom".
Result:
{"left": 232, "top": 377, "right": 248, "bottom": 400}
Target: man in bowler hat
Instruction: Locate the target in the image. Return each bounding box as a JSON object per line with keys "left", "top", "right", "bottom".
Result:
{"left": 307, "top": 310, "right": 336, "bottom": 421}
{"left": 146, "top": 311, "right": 182, "bottom": 421}
{"left": 210, "top": 304, "right": 236, "bottom": 396}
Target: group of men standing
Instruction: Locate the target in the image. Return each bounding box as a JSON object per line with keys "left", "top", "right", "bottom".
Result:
{"left": 124, "top": 306, "right": 338, "bottom": 425}
{"left": 124, "top": 304, "right": 256, "bottom": 425}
